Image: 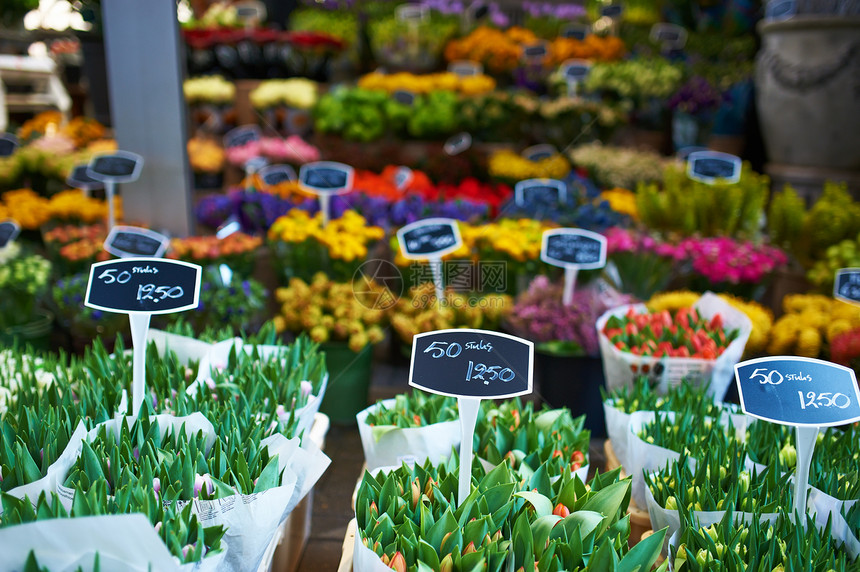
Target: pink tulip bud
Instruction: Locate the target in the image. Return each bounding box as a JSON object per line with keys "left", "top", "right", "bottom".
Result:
{"left": 194, "top": 473, "right": 214, "bottom": 498}
{"left": 300, "top": 380, "right": 313, "bottom": 397}
{"left": 154, "top": 521, "right": 162, "bottom": 534}
{"left": 181, "top": 544, "right": 194, "bottom": 559}
{"left": 276, "top": 404, "right": 286, "bottom": 417}
{"left": 205, "top": 378, "right": 216, "bottom": 390}
{"left": 152, "top": 477, "right": 161, "bottom": 494}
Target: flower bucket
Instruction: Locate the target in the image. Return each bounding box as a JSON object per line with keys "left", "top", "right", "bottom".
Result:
{"left": 535, "top": 347, "right": 607, "bottom": 438}
{"left": 1, "top": 310, "right": 53, "bottom": 352}
{"left": 319, "top": 342, "right": 373, "bottom": 424}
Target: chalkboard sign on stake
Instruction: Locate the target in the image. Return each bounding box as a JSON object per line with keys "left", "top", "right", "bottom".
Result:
{"left": 686, "top": 150, "right": 742, "bottom": 185}
{"left": 448, "top": 61, "right": 483, "bottom": 77}
{"left": 766, "top": 0, "right": 796, "bottom": 20}
{"left": 393, "top": 166, "right": 413, "bottom": 190}
{"left": 86, "top": 258, "right": 202, "bottom": 418}
{"left": 393, "top": 90, "right": 416, "bottom": 106}
{"left": 560, "top": 59, "right": 592, "bottom": 84}
{"left": 0, "top": 133, "right": 19, "bottom": 157}
{"left": 397, "top": 218, "right": 462, "bottom": 304}
{"left": 444, "top": 132, "right": 472, "bottom": 156}
{"left": 87, "top": 151, "right": 144, "bottom": 232}
{"left": 409, "top": 328, "right": 534, "bottom": 505}
{"left": 87, "top": 151, "right": 144, "bottom": 184}
{"left": 0, "top": 220, "right": 21, "bottom": 248}
{"left": 601, "top": 4, "right": 623, "bottom": 17}
{"left": 735, "top": 355, "right": 860, "bottom": 520}
{"left": 235, "top": 1, "right": 266, "bottom": 25}
{"left": 104, "top": 226, "right": 170, "bottom": 259}
{"left": 299, "top": 161, "right": 355, "bottom": 227}
{"left": 834, "top": 268, "right": 860, "bottom": 305}
{"left": 396, "top": 4, "right": 428, "bottom": 21}
{"left": 397, "top": 218, "right": 462, "bottom": 260}
{"left": 67, "top": 164, "right": 105, "bottom": 194}
{"left": 521, "top": 144, "right": 558, "bottom": 162}
{"left": 522, "top": 42, "right": 547, "bottom": 61}
{"left": 514, "top": 178, "right": 567, "bottom": 207}
{"left": 223, "top": 125, "right": 261, "bottom": 149}
{"left": 216, "top": 217, "right": 242, "bottom": 239}
{"left": 541, "top": 228, "right": 607, "bottom": 305}
{"left": 649, "top": 23, "right": 688, "bottom": 49}
{"left": 561, "top": 23, "right": 590, "bottom": 40}
{"left": 259, "top": 164, "right": 297, "bottom": 186}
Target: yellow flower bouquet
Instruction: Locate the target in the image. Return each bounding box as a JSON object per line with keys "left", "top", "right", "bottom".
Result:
{"left": 272, "top": 273, "right": 388, "bottom": 353}
{"left": 767, "top": 294, "right": 860, "bottom": 359}
{"left": 267, "top": 209, "right": 385, "bottom": 282}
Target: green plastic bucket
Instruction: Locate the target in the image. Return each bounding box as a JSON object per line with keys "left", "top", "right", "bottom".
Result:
{"left": 319, "top": 341, "right": 374, "bottom": 424}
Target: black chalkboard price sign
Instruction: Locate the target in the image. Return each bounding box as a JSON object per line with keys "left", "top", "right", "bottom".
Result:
{"left": 514, "top": 178, "right": 567, "bottom": 207}
{"left": 410, "top": 329, "right": 534, "bottom": 399}
{"left": 521, "top": 144, "right": 557, "bottom": 162}
{"left": 87, "top": 151, "right": 144, "bottom": 184}
{"left": 85, "top": 258, "right": 201, "bottom": 315}
{"left": 686, "top": 151, "right": 742, "bottom": 185}
{"left": 259, "top": 164, "right": 297, "bottom": 186}
{"left": 561, "top": 59, "right": 592, "bottom": 83}
{"left": 834, "top": 268, "right": 860, "bottom": 304}
{"left": 223, "top": 125, "right": 261, "bottom": 149}
{"left": 298, "top": 161, "right": 354, "bottom": 195}
{"left": 541, "top": 228, "right": 607, "bottom": 269}
{"left": 448, "top": 61, "right": 482, "bottom": 77}
{"left": 104, "top": 226, "right": 170, "bottom": 259}
{"left": 650, "top": 23, "right": 687, "bottom": 48}
{"left": 393, "top": 90, "right": 416, "bottom": 106}
{"left": 523, "top": 43, "right": 547, "bottom": 60}
{"left": 67, "top": 164, "right": 105, "bottom": 192}
{"left": 601, "top": 4, "right": 623, "bottom": 17}
{"left": 0, "top": 133, "right": 19, "bottom": 157}
{"left": 397, "top": 218, "right": 462, "bottom": 259}
{"left": 561, "top": 23, "right": 589, "bottom": 40}
{"left": 0, "top": 220, "right": 21, "bottom": 248}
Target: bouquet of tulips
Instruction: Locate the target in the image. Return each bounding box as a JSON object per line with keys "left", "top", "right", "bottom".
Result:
{"left": 353, "top": 459, "right": 668, "bottom": 571}
{"left": 357, "top": 391, "right": 461, "bottom": 470}
{"left": 596, "top": 292, "right": 751, "bottom": 399}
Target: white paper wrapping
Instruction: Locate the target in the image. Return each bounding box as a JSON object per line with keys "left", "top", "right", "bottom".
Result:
{"left": 148, "top": 329, "right": 219, "bottom": 366}
{"left": 38, "top": 412, "right": 329, "bottom": 572}
{"left": 355, "top": 399, "right": 460, "bottom": 470}
{"left": 603, "top": 399, "right": 632, "bottom": 470}
{"left": 195, "top": 340, "right": 328, "bottom": 437}
{"left": 0, "top": 513, "right": 227, "bottom": 572}
{"left": 596, "top": 293, "right": 752, "bottom": 400}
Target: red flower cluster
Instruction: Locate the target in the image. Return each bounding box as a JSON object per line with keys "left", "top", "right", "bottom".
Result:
{"left": 602, "top": 307, "right": 737, "bottom": 360}
{"left": 830, "top": 328, "right": 860, "bottom": 369}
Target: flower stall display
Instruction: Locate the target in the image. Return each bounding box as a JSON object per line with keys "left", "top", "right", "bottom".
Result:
{"left": 0, "top": 189, "right": 118, "bottom": 232}
{"left": 584, "top": 57, "right": 683, "bottom": 130}
{"left": 646, "top": 290, "right": 773, "bottom": 357}
{"left": 352, "top": 459, "right": 667, "bottom": 572}
{"left": 250, "top": 79, "right": 319, "bottom": 134}
{"left": 0, "top": 243, "right": 52, "bottom": 339}
{"left": 390, "top": 283, "right": 511, "bottom": 346}
{"left": 768, "top": 182, "right": 860, "bottom": 283}
{"left": 224, "top": 135, "right": 321, "bottom": 167}
{"left": 507, "top": 276, "right": 635, "bottom": 358}
{"left": 444, "top": 26, "right": 540, "bottom": 75}
{"left": 546, "top": 34, "right": 626, "bottom": 66}
{"left": 271, "top": 274, "right": 388, "bottom": 422}
{"left": 368, "top": 12, "right": 460, "bottom": 73}
{"left": 767, "top": 294, "right": 860, "bottom": 359}
{"left": 357, "top": 71, "right": 496, "bottom": 96}
{"left": 187, "top": 137, "right": 225, "bottom": 184}
{"left": 669, "top": 510, "right": 859, "bottom": 572}
{"left": 163, "top": 271, "right": 268, "bottom": 338}
{"left": 635, "top": 162, "right": 770, "bottom": 239}
{"left": 356, "top": 391, "right": 461, "bottom": 470}
{"left": 267, "top": 209, "right": 385, "bottom": 282}
{"left": 488, "top": 149, "right": 571, "bottom": 182}
{"left": 668, "top": 76, "right": 725, "bottom": 150}
{"left": 166, "top": 232, "right": 261, "bottom": 278}
{"left": 597, "top": 292, "right": 752, "bottom": 399}
{"left": 568, "top": 142, "right": 666, "bottom": 191}
{"left": 184, "top": 75, "right": 235, "bottom": 133}
{"left": 475, "top": 399, "right": 591, "bottom": 484}
{"left": 51, "top": 273, "right": 129, "bottom": 347}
